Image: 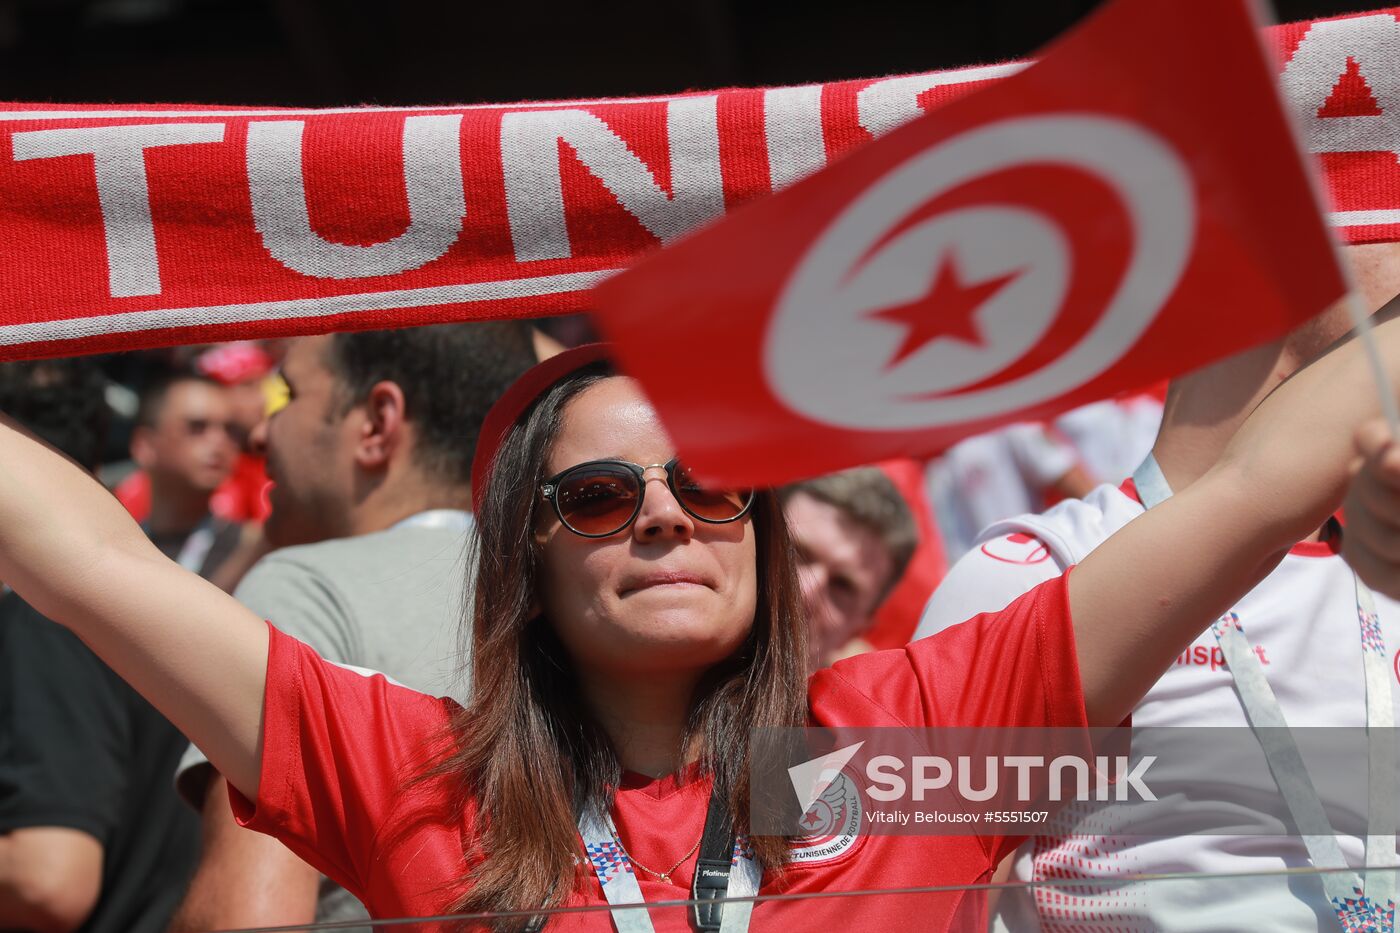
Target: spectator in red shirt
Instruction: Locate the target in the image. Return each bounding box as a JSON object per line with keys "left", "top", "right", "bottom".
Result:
{"left": 0, "top": 320, "right": 1397, "bottom": 929}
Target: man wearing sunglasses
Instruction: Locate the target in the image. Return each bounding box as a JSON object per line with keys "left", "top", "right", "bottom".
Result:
{"left": 128, "top": 373, "right": 242, "bottom": 581}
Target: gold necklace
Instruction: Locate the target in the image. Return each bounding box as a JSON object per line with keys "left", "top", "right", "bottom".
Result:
{"left": 614, "top": 832, "right": 703, "bottom": 884}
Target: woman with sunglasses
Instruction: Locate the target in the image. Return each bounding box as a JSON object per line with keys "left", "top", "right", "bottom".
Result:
{"left": 0, "top": 324, "right": 1394, "bottom": 932}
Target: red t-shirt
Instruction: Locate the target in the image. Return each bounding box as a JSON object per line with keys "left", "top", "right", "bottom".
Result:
{"left": 232, "top": 574, "right": 1087, "bottom": 931}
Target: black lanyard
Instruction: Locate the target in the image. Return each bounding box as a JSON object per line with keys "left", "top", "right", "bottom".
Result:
{"left": 690, "top": 786, "right": 738, "bottom": 931}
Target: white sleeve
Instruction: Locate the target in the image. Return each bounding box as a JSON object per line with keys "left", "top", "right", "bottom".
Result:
{"left": 912, "top": 531, "right": 1069, "bottom": 639}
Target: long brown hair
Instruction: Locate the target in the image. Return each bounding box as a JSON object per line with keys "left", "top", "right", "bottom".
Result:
{"left": 433, "top": 362, "right": 809, "bottom": 925}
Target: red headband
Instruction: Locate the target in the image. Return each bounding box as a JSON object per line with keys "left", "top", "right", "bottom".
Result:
{"left": 470, "top": 343, "right": 614, "bottom": 513}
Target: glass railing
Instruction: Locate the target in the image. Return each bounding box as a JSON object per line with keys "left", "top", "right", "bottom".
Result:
{"left": 207, "top": 865, "right": 1400, "bottom": 931}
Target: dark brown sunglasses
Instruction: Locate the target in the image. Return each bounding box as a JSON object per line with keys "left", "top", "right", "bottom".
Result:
{"left": 540, "top": 458, "right": 754, "bottom": 538}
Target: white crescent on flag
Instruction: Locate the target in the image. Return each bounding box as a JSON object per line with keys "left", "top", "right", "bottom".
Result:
{"left": 764, "top": 114, "right": 1194, "bottom": 431}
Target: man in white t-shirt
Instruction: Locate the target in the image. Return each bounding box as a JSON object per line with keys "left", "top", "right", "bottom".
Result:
{"left": 916, "top": 243, "right": 1400, "bottom": 931}
{"left": 927, "top": 423, "right": 1096, "bottom": 561}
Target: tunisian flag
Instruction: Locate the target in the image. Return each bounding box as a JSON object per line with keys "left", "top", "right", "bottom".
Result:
{"left": 592, "top": 0, "right": 1348, "bottom": 486}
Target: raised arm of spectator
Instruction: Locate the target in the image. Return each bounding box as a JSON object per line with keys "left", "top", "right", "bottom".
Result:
{"left": 0, "top": 415, "right": 267, "bottom": 800}
{"left": 1341, "top": 418, "right": 1400, "bottom": 598}
{"left": 1070, "top": 307, "right": 1400, "bottom": 726}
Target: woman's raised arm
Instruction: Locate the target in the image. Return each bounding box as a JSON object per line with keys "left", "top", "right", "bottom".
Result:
{"left": 1070, "top": 307, "right": 1400, "bottom": 726}
{"left": 0, "top": 414, "right": 267, "bottom": 799}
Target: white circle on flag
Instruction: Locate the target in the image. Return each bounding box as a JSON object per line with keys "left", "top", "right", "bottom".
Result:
{"left": 763, "top": 114, "right": 1195, "bottom": 431}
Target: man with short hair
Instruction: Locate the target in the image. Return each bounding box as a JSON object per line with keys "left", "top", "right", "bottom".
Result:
{"left": 783, "top": 467, "right": 918, "bottom": 671}
{"left": 0, "top": 359, "right": 199, "bottom": 933}
{"left": 916, "top": 244, "right": 1400, "bottom": 930}
{"left": 129, "top": 373, "right": 241, "bottom": 579}
{"left": 168, "top": 321, "right": 538, "bottom": 933}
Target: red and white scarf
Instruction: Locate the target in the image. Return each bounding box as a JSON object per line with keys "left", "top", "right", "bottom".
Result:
{"left": 1, "top": 5, "right": 1397, "bottom": 359}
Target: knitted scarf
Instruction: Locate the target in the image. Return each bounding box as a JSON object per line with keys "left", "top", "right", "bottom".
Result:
{"left": 0, "top": 5, "right": 1396, "bottom": 359}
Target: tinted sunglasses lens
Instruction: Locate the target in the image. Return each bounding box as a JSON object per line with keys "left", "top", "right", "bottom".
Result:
{"left": 555, "top": 465, "right": 640, "bottom": 535}
{"left": 672, "top": 463, "right": 751, "bottom": 522}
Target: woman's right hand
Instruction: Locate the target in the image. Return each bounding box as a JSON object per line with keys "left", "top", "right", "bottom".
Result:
{"left": 1342, "top": 419, "right": 1400, "bottom": 599}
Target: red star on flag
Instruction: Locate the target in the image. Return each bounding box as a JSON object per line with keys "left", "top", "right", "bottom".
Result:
{"left": 867, "top": 253, "right": 1023, "bottom": 369}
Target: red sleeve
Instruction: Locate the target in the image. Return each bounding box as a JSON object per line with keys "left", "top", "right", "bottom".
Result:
{"left": 810, "top": 571, "right": 1085, "bottom": 731}
{"left": 810, "top": 571, "right": 1116, "bottom": 866}
{"left": 228, "top": 622, "right": 458, "bottom": 898}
